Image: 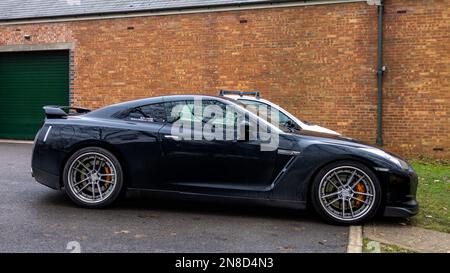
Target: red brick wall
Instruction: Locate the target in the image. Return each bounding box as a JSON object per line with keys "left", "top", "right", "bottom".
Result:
{"left": 0, "top": 1, "right": 448, "bottom": 158}
{"left": 382, "top": 0, "right": 450, "bottom": 158}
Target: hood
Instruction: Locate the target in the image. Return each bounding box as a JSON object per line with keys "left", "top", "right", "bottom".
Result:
{"left": 297, "top": 129, "right": 408, "bottom": 161}
{"left": 299, "top": 129, "right": 366, "bottom": 146}
{"left": 301, "top": 124, "right": 340, "bottom": 135}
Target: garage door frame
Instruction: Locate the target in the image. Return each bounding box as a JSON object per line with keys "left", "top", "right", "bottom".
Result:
{"left": 0, "top": 42, "right": 74, "bottom": 105}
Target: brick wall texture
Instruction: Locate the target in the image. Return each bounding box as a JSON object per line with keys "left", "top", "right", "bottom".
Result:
{"left": 0, "top": 0, "right": 449, "bottom": 158}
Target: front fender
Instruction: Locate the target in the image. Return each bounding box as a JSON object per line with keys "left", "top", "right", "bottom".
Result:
{"left": 270, "top": 141, "right": 397, "bottom": 202}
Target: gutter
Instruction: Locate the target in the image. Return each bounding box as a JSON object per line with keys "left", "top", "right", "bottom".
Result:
{"left": 0, "top": 0, "right": 366, "bottom": 25}
{"left": 375, "top": 0, "right": 385, "bottom": 146}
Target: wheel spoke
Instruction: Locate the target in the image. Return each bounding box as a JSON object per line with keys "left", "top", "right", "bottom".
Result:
{"left": 97, "top": 183, "right": 103, "bottom": 199}
{"left": 350, "top": 176, "right": 364, "bottom": 189}
{"left": 334, "top": 172, "right": 345, "bottom": 187}
{"left": 325, "top": 197, "right": 340, "bottom": 207}
{"left": 342, "top": 198, "right": 345, "bottom": 218}
{"left": 76, "top": 182, "right": 90, "bottom": 193}
{"left": 73, "top": 177, "right": 89, "bottom": 187}
{"left": 77, "top": 160, "right": 91, "bottom": 173}
{"left": 99, "top": 179, "right": 114, "bottom": 184}
{"left": 73, "top": 168, "right": 88, "bottom": 177}
{"left": 348, "top": 200, "right": 354, "bottom": 217}
{"left": 345, "top": 170, "right": 356, "bottom": 187}
{"left": 92, "top": 155, "right": 97, "bottom": 172}
{"left": 353, "top": 191, "right": 373, "bottom": 197}
{"left": 100, "top": 173, "right": 115, "bottom": 177}
{"left": 351, "top": 196, "right": 370, "bottom": 205}
{"left": 321, "top": 191, "right": 340, "bottom": 199}
{"left": 326, "top": 178, "right": 339, "bottom": 190}
{"left": 96, "top": 159, "right": 105, "bottom": 173}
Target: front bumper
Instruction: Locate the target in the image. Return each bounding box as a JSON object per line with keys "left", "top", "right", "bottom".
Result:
{"left": 381, "top": 167, "right": 419, "bottom": 218}
{"left": 384, "top": 200, "right": 419, "bottom": 217}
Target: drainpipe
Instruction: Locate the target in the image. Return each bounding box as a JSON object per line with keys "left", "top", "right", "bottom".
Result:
{"left": 371, "top": 0, "right": 386, "bottom": 146}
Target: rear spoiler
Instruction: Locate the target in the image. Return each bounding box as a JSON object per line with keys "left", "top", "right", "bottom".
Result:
{"left": 43, "top": 106, "right": 91, "bottom": 119}
{"left": 219, "top": 89, "right": 261, "bottom": 99}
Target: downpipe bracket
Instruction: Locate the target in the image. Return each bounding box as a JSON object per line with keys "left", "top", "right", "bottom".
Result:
{"left": 377, "top": 66, "right": 386, "bottom": 76}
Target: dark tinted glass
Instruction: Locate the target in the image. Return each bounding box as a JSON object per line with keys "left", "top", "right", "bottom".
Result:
{"left": 123, "top": 103, "right": 166, "bottom": 123}
{"left": 239, "top": 99, "right": 291, "bottom": 126}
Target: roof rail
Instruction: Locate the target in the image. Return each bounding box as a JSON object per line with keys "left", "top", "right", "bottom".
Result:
{"left": 219, "top": 89, "right": 261, "bottom": 99}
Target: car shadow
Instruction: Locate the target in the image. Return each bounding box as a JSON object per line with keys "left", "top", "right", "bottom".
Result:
{"left": 36, "top": 190, "right": 73, "bottom": 207}
{"left": 37, "top": 189, "right": 322, "bottom": 223}
{"left": 123, "top": 194, "right": 318, "bottom": 222}
{"left": 369, "top": 214, "right": 413, "bottom": 226}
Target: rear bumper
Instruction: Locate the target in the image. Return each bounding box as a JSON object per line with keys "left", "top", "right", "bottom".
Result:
{"left": 32, "top": 167, "right": 61, "bottom": 190}
{"left": 31, "top": 126, "right": 64, "bottom": 190}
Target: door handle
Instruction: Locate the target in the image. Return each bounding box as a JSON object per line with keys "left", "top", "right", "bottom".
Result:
{"left": 164, "top": 135, "right": 181, "bottom": 140}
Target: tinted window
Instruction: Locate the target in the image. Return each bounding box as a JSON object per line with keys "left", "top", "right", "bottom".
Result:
{"left": 123, "top": 103, "right": 166, "bottom": 123}
{"left": 164, "top": 100, "right": 197, "bottom": 124}
{"left": 202, "top": 100, "right": 239, "bottom": 128}
{"left": 239, "top": 99, "right": 291, "bottom": 126}
{"left": 165, "top": 99, "right": 240, "bottom": 127}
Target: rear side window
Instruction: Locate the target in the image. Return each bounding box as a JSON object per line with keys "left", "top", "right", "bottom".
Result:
{"left": 122, "top": 103, "right": 166, "bottom": 123}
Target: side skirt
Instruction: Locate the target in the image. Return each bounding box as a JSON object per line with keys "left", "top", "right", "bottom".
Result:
{"left": 126, "top": 188, "right": 307, "bottom": 210}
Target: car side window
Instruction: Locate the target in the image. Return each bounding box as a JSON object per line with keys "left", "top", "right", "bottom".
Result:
{"left": 123, "top": 103, "right": 166, "bottom": 123}
{"left": 164, "top": 99, "right": 240, "bottom": 128}
{"left": 277, "top": 110, "right": 291, "bottom": 126}
{"left": 164, "top": 100, "right": 198, "bottom": 124}
{"left": 202, "top": 100, "right": 239, "bottom": 128}
{"left": 239, "top": 99, "right": 291, "bottom": 126}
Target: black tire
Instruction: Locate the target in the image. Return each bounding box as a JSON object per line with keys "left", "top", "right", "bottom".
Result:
{"left": 62, "top": 147, "right": 124, "bottom": 208}
{"left": 310, "top": 160, "right": 382, "bottom": 225}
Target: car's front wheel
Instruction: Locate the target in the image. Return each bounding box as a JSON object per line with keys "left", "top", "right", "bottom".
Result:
{"left": 311, "top": 161, "right": 382, "bottom": 225}
{"left": 63, "top": 147, "right": 124, "bottom": 208}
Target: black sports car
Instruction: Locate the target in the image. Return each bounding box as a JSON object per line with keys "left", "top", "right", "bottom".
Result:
{"left": 31, "top": 95, "right": 418, "bottom": 224}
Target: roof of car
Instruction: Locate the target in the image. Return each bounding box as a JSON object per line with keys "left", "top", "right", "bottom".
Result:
{"left": 87, "top": 94, "right": 234, "bottom": 117}
{"left": 224, "top": 94, "right": 261, "bottom": 100}
{"left": 0, "top": 0, "right": 280, "bottom": 21}
{"left": 163, "top": 94, "right": 222, "bottom": 101}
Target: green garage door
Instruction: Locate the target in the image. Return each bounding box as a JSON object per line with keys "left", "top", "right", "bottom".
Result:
{"left": 0, "top": 50, "right": 69, "bottom": 140}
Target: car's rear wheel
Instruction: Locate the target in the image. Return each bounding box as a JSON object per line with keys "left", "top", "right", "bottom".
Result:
{"left": 311, "top": 161, "right": 381, "bottom": 225}
{"left": 63, "top": 147, "right": 123, "bottom": 208}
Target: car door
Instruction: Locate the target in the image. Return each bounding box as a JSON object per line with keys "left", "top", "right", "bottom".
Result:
{"left": 158, "top": 98, "right": 280, "bottom": 192}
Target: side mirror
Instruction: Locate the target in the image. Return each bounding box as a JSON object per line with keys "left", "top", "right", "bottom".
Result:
{"left": 285, "top": 119, "right": 301, "bottom": 130}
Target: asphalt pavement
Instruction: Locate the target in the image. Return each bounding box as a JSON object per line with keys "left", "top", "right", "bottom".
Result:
{"left": 0, "top": 143, "right": 348, "bottom": 253}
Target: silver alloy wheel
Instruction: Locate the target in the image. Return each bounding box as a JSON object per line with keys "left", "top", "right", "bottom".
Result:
{"left": 67, "top": 152, "right": 117, "bottom": 204}
{"left": 318, "top": 166, "right": 376, "bottom": 221}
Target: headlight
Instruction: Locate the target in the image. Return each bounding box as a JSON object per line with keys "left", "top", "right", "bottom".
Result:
{"left": 397, "top": 158, "right": 410, "bottom": 170}
{"left": 361, "top": 148, "right": 409, "bottom": 170}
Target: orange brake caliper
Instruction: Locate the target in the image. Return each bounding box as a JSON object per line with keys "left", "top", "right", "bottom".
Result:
{"left": 354, "top": 183, "right": 366, "bottom": 208}
{"left": 103, "top": 166, "right": 112, "bottom": 188}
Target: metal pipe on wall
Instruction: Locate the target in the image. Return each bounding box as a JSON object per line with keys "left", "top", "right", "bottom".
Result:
{"left": 375, "top": 0, "right": 385, "bottom": 146}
